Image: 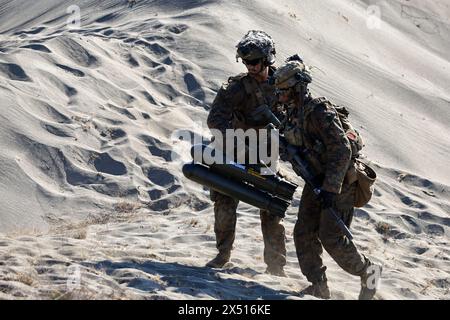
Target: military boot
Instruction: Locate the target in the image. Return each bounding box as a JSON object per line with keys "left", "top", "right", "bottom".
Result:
{"left": 265, "top": 265, "right": 287, "bottom": 277}
{"left": 359, "top": 262, "right": 383, "bottom": 300}
{"left": 205, "top": 251, "right": 231, "bottom": 268}
{"left": 300, "top": 278, "right": 331, "bottom": 299}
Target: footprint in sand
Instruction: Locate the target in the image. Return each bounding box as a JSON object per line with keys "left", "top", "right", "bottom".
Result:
{"left": 424, "top": 224, "right": 445, "bottom": 236}
{"left": 106, "top": 103, "right": 137, "bottom": 121}
{"left": 40, "top": 71, "right": 78, "bottom": 97}
{"left": 0, "top": 62, "right": 32, "bottom": 81}
{"left": 13, "top": 26, "right": 46, "bottom": 36}
{"left": 414, "top": 247, "right": 429, "bottom": 255}
{"left": 95, "top": 13, "right": 120, "bottom": 24}
{"left": 123, "top": 53, "right": 139, "bottom": 67}
{"left": 394, "top": 188, "right": 427, "bottom": 209}
{"left": 354, "top": 208, "right": 371, "bottom": 220}
{"left": 401, "top": 214, "right": 422, "bottom": 234}
{"left": 400, "top": 196, "right": 426, "bottom": 209}
{"left": 141, "top": 91, "right": 158, "bottom": 106}
{"left": 417, "top": 211, "right": 450, "bottom": 227}
{"left": 148, "top": 189, "right": 164, "bottom": 201}
{"left": 20, "top": 44, "right": 52, "bottom": 53}
{"left": 32, "top": 100, "right": 73, "bottom": 124}
{"left": 145, "top": 35, "right": 175, "bottom": 42}
{"left": 54, "top": 37, "right": 100, "bottom": 68}
{"left": 184, "top": 73, "right": 205, "bottom": 101}
{"left": 139, "top": 135, "right": 173, "bottom": 161}
{"left": 140, "top": 56, "right": 160, "bottom": 68}
{"left": 167, "top": 24, "right": 189, "bottom": 34}
{"left": 162, "top": 56, "right": 173, "bottom": 65}
{"left": 134, "top": 40, "right": 170, "bottom": 56}
{"left": 146, "top": 167, "right": 175, "bottom": 187}
{"left": 148, "top": 197, "right": 172, "bottom": 211}
{"left": 93, "top": 153, "right": 127, "bottom": 176}
{"left": 43, "top": 123, "right": 73, "bottom": 138}
{"left": 55, "top": 64, "right": 85, "bottom": 77}
{"left": 99, "top": 128, "right": 127, "bottom": 140}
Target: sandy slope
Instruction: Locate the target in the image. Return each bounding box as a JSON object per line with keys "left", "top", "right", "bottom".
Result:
{"left": 0, "top": 0, "right": 448, "bottom": 299}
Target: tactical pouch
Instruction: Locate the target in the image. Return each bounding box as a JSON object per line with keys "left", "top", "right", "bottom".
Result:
{"left": 354, "top": 159, "right": 377, "bottom": 207}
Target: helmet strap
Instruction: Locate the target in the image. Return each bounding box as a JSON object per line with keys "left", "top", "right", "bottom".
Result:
{"left": 258, "top": 61, "right": 266, "bottom": 74}
{"left": 294, "top": 83, "right": 308, "bottom": 106}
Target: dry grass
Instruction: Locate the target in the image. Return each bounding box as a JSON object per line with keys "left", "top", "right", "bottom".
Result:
{"left": 5, "top": 228, "right": 47, "bottom": 238}
{"left": 375, "top": 221, "right": 392, "bottom": 243}
{"left": 15, "top": 272, "right": 36, "bottom": 286}
{"left": 187, "top": 218, "right": 199, "bottom": 228}
{"left": 420, "top": 280, "right": 433, "bottom": 295}
{"left": 375, "top": 222, "right": 391, "bottom": 236}
{"left": 46, "top": 288, "right": 125, "bottom": 300}
{"left": 114, "top": 201, "right": 141, "bottom": 214}
{"left": 69, "top": 228, "right": 88, "bottom": 240}
{"left": 51, "top": 201, "right": 143, "bottom": 237}
{"left": 0, "top": 271, "right": 37, "bottom": 288}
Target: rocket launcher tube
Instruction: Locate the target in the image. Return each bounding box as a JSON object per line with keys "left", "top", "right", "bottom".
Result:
{"left": 190, "top": 144, "right": 298, "bottom": 201}
{"left": 182, "top": 163, "right": 290, "bottom": 217}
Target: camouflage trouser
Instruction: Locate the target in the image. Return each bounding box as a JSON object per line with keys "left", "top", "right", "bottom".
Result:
{"left": 211, "top": 190, "right": 286, "bottom": 268}
{"left": 294, "top": 182, "right": 369, "bottom": 283}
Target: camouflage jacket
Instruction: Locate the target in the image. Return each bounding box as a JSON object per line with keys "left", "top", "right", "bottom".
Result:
{"left": 207, "top": 67, "right": 279, "bottom": 132}
{"left": 283, "top": 97, "right": 352, "bottom": 194}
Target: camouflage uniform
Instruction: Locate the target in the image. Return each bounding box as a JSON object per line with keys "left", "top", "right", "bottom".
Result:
{"left": 206, "top": 70, "right": 286, "bottom": 271}
{"left": 283, "top": 97, "right": 370, "bottom": 283}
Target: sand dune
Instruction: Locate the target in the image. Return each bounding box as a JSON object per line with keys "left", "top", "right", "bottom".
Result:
{"left": 0, "top": 0, "right": 448, "bottom": 299}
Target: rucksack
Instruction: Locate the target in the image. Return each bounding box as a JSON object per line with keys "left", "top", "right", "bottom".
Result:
{"left": 300, "top": 98, "right": 375, "bottom": 207}
{"left": 333, "top": 105, "right": 364, "bottom": 158}
{"left": 307, "top": 97, "right": 364, "bottom": 158}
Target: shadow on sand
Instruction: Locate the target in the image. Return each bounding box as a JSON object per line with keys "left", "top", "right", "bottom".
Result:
{"left": 88, "top": 260, "right": 296, "bottom": 300}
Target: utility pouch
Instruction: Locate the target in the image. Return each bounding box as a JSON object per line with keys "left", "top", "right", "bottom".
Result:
{"left": 354, "top": 159, "right": 377, "bottom": 207}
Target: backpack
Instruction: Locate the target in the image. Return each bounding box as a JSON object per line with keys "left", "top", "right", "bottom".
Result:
{"left": 307, "top": 98, "right": 376, "bottom": 207}
{"left": 307, "top": 97, "right": 364, "bottom": 158}
{"left": 333, "top": 105, "right": 364, "bottom": 158}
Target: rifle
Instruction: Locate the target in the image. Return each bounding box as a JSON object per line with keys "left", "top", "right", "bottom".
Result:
{"left": 260, "top": 105, "right": 354, "bottom": 240}
{"left": 277, "top": 133, "right": 354, "bottom": 240}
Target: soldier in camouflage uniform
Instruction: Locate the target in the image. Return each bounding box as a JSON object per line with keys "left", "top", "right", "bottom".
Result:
{"left": 205, "top": 30, "right": 286, "bottom": 276}
{"left": 271, "top": 59, "right": 382, "bottom": 299}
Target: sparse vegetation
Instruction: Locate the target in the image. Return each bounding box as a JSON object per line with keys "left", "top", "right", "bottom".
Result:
{"left": 70, "top": 228, "right": 87, "bottom": 240}
{"left": 15, "top": 272, "right": 36, "bottom": 286}
{"left": 114, "top": 201, "right": 140, "bottom": 214}
{"left": 375, "top": 222, "right": 391, "bottom": 235}
{"left": 50, "top": 202, "right": 143, "bottom": 238}
{"left": 188, "top": 218, "right": 199, "bottom": 227}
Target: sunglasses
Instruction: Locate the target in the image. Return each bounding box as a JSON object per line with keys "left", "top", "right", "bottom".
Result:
{"left": 243, "top": 58, "right": 262, "bottom": 66}
{"left": 276, "top": 88, "right": 291, "bottom": 95}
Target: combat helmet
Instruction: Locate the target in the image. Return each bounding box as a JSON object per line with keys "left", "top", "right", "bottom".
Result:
{"left": 236, "top": 30, "right": 276, "bottom": 65}
{"left": 271, "top": 60, "right": 312, "bottom": 89}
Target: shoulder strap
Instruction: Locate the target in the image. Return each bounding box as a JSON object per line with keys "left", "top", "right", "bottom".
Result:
{"left": 241, "top": 75, "right": 267, "bottom": 106}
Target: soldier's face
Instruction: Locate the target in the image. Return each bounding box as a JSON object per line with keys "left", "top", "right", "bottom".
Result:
{"left": 244, "top": 59, "right": 264, "bottom": 76}
{"left": 277, "top": 88, "right": 291, "bottom": 104}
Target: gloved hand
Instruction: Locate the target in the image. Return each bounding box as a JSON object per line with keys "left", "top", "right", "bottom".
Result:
{"left": 318, "top": 190, "right": 336, "bottom": 209}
